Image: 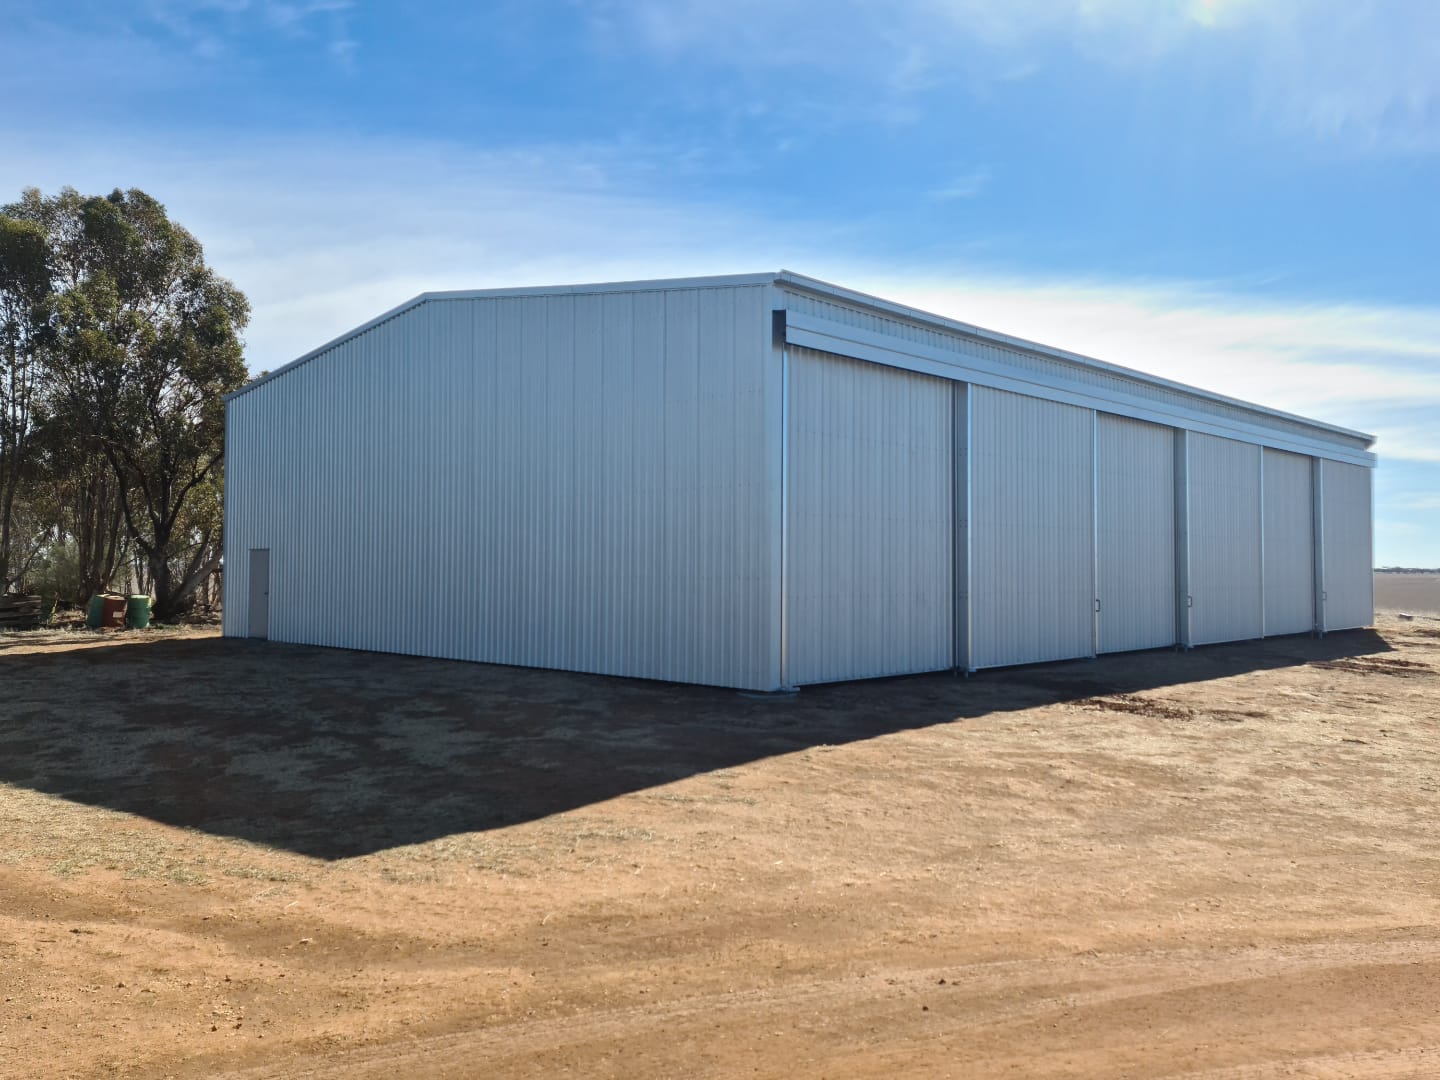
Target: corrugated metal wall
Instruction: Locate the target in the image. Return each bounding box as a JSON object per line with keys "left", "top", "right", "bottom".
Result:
{"left": 225, "top": 285, "right": 781, "bottom": 690}
{"left": 1262, "top": 448, "right": 1315, "bottom": 636}
{"left": 1322, "top": 460, "right": 1374, "bottom": 630}
{"left": 1188, "top": 433, "right": 1263, "bottom": 645}
{"left": 970, "top": 386, "right": 1094, "bottom": 668}
{"left": 784, "top": 347, "right": 953, "bottom": 684}
{"left": 1096, "top": 413, "right": 1176, "bottom": 653}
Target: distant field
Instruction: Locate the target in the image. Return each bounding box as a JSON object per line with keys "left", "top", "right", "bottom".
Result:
{"left": 1374, "top": 572, "right": 1440, "bottom": 616}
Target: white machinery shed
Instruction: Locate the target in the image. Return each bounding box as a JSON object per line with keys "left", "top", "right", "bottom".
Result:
{"left": 224, "top": 272, "right": 1376, "bottom": 691}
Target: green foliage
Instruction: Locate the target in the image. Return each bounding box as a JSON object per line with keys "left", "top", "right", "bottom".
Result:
{"left": 1, "top": 186, "right": 248, "bottom": 615}
{"left": 0, "top": 203, "right": 57, "bottom": 588}
{"left": 0, "top": 215, "right": 52, "bottom": 306}
{"left": 24, "top": 535, "right": 83, "bottom": 604}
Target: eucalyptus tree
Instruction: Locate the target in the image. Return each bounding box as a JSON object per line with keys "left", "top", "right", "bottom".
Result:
{"left": 0, "top": 209, "right": 53, "bottom": 589}
{"left": 42, "top": 187, "right": 249, "bottom": 618}
{"left": 23, "top": 416, "right": 129, "bottom": 601}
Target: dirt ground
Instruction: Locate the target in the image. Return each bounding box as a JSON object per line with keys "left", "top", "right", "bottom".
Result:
{"left": 2, "top": 616, "right": 1439, "bottom": 1079}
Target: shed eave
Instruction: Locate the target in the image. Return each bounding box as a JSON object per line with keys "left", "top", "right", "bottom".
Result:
{"left": 774, "top": 270, "right": 1376, "bottom": 449}
{"left": 417, "top": 271, "right": 781, "bottom": 302}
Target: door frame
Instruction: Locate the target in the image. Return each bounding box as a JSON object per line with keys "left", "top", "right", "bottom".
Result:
{"left": 248, "top": 548, "right": 270, "bottom": 640}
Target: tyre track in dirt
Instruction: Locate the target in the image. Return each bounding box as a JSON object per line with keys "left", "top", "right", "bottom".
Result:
{"left": 206, "top": 937, "right": 1440, "bottom": 1079}
{"left": 1175, "top": 1046, "right": 1440, "bottom": 1079}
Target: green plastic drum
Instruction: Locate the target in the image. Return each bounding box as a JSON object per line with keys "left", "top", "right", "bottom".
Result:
{"left": 126, "top": 595, "right": 152, "bottom": 629}
{"left": 86, "top": 593, "right": 106, "bottom": 629}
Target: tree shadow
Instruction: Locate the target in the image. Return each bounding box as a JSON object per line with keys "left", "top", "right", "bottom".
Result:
{"left": 0, "top": 627, "right": 1396, "bottom": 860}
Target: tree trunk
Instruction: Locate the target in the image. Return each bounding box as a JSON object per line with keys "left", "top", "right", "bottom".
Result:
{"left": 151, "top": 550, "right": 222, "bottom": 621}
{"left": 72, "top": 459, "right": 127, "bottom": 601}
{"left": 149, "top": 549, "right": 177, "bottom": 620}
{"left": 0, "top": 494, "right": 11, "bottom": 592}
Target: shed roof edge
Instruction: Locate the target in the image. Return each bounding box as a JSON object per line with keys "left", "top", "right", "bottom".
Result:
{"left": 774, "top": 270, "right": 1376, "bottom": 448}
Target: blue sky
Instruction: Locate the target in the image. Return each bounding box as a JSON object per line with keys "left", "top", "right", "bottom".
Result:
{"left": 4, "top": 0, "right": 1438, "bottom": 564}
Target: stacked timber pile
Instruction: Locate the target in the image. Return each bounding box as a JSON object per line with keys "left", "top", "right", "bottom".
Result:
{"left": 0, "top": 595, "right": 44, "bottom": 631}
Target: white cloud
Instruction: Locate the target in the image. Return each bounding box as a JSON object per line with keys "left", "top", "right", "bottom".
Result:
{"left": 1213, "top": 1, "right": 1440, "bottom": 151}
{"left": 5, "top": 127, "right": 1438, "bottom": 473}
{"left": 0, "top": 130, "right": 835, "bottom": 374}
{"left": 595, "top": 0, "right": 1440, "bottom": 151}
{"left": 929, "top": 167, "right": 991, "bottom": 201}
{"left": 141, "top": 0, "right": 356, "bottom": 61}
{"left": 1393, "top": 493, "right": 1440, "bottom": 513}
{"left": 837, "top": 268, "right": 1440, "bottom": 462}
